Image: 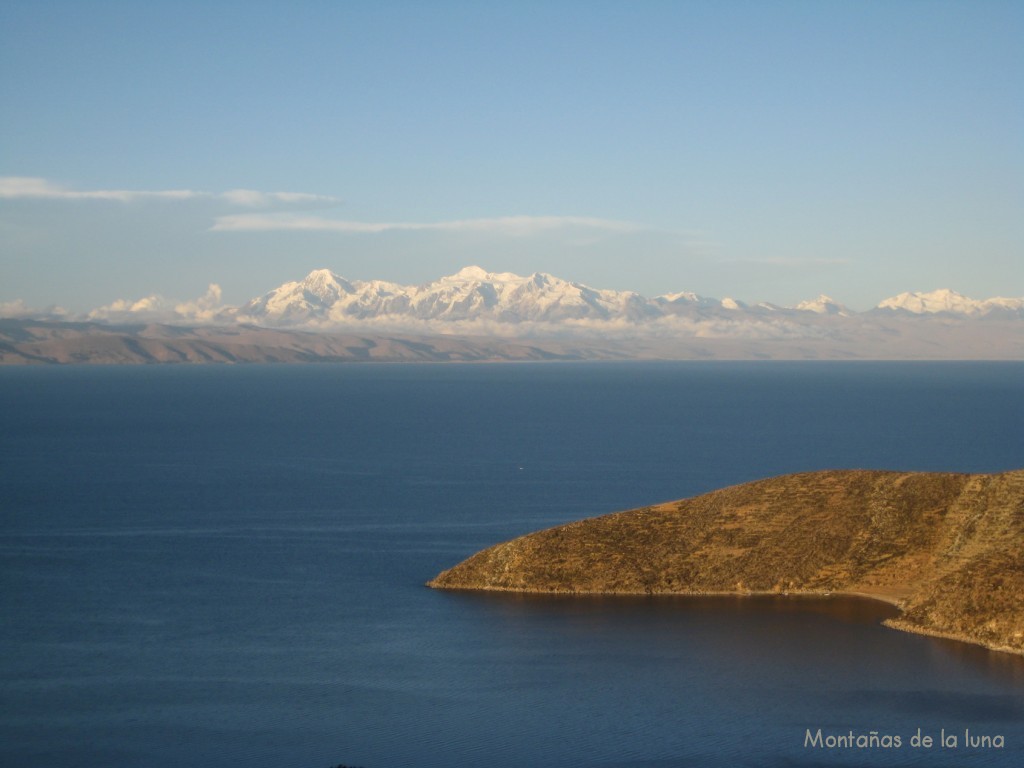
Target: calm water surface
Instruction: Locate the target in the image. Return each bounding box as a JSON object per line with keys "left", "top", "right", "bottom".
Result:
{"left": 2, "top": 362, "right": 1023, "bottom": 767}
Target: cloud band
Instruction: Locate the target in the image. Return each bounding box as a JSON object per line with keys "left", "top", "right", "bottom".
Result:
{"left": 210, "top": 213, "right": 638, "bottom": 235}
{"left": 0, "top": 177, "right": 340, "bottom": 207}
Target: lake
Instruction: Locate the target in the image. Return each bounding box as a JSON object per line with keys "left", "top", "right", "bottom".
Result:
{"left": 2, "top": 361, "right": 1023, "bottom": 767}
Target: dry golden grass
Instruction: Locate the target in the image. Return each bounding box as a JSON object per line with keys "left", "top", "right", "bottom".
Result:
{"left": 429, "top": 469, "right": 1024, "bottom": 654}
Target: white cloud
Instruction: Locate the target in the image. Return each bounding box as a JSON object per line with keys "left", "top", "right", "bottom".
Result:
{"left": 220, "top": 189, "right": 277, "bottom": 207}
{"left": 87, "top": 284, "right": 229, "bottom": 324}
{"left": 0, "top": 299, "right": 70, "bottom": 319}
{"left": 174, "top": 284, "right": 225, "bottom": 322}
{"left": 87, "top": 294, "right": 171, "bottom": 320}
{"left": 0, "top": 177, "right": 340, "bottom": 207}
{"left": 218, "top": 189, "right": 341, "bottom": 207}
{"left": 0, "top": 299, "right": 33, "bottom": 318}
{"left": 0, "top": 177, "right": 201, "bottom": 202}
{"left": 3, "top": 178, "right": 626, "bottom": 240}
{"left": 210, "top": 213, "right": 639, "bottom": 235}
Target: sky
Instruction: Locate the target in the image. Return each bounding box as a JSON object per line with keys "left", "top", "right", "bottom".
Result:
{"left": 1, "top": 0, "right": 1022, "bottom": 314}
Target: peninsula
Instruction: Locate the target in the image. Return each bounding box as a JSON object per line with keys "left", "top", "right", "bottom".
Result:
{"left": 429, "top": 469, "right": 1024, "bottom": 655}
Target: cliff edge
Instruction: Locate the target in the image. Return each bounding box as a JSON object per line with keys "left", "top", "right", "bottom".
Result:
{"left": 429, "top": 469, "right": 1024, "bottom": 654}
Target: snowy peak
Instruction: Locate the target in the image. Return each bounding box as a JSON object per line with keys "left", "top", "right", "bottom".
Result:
{"left": 241, "top": 268, "right": 357, "bottom": 321}
{"left": 448, "top": 265, "right": 491, "bottom": 282}
{"left": 298, "top": 269, "right": 354, "bottom": 302}
{"left": 658, "top": 291, "right": 702, "bottom": 304}
{"left": 877, "top": 288, "right": 972, "bottom": 314}
{"left": 416, "top": 266, "right": 635, "bottom": 322}
{"left": 876, "top": 289, "right": 1024, "bottom": 316}
{"left": 794, "top": 294, "right": 849, "bottom": 315}
{"left": 654, "top": 290, "right": 716, "bottom": 306}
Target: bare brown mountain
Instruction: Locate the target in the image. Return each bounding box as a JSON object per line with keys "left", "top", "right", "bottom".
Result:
{"left": 3, "top": 316, "right": 1023, "bottom": 364}
{"left": 429, "top": 469, "right": 1024, "bottom": 654}
{"left": 0, "top": 320, "right": 618, "bottom": 364}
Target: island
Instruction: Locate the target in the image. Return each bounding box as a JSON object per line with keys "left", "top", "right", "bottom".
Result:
{"left": 429, "top": 469, "right": 1024, "bottom": 655}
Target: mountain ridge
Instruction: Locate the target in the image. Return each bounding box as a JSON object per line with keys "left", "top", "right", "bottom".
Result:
{"left": 234, "top": 267, "right": 1023, "bottom": 327}
{"left": 877, "top": 288, "right": 1024, "bottom": 316}
{"left": 3, "top": 314, "right": 1023, "bottom": 363}
{"left": 4, "top": 266, "right": 1023, "bottom": 362}
{"left": 235, "top": 265, "right": 658, "bottom": 327}
{"left": 60, "top": 265, "right": 1024, "bottom": 329}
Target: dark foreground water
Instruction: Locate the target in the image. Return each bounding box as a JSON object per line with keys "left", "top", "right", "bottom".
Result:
{"left": 2, "top": 361, "right": 1023, "bottom": 768}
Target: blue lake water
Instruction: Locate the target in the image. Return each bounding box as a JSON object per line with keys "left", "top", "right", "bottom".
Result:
{"left": 1, "top": 361, "right": 1023, "bottom": 767}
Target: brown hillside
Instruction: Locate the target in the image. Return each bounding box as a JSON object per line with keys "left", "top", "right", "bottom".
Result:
{"left": 428, "top": 469, "right": 1024, "bottom": 654}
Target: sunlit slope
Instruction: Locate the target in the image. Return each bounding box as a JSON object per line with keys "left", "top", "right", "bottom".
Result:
{"left": 429, "top": 470, "right": 1024, "bottom": 654}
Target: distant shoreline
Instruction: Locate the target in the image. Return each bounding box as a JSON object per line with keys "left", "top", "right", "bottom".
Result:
{"left": 3, "top": 318, "right": 1024, "bottom": 364}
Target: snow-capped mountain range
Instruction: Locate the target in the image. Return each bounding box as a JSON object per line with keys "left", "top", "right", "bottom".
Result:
{"left": 4, "top": 266, "right": 1022, "bottom": 362}
{"left": 231, "top": 266, "right": 1022, "bottom": 328}
{"left": 237, "top": 266, "right": 658, "bottom": 325}
{"left": 12, "top": 266, "right": 1024, "bottom": 333}
{"left": 876, "top": 288, "right": 1024, "bottom": 316}
{"left": 233, "top": 266, "right": 804, "bottom": 329}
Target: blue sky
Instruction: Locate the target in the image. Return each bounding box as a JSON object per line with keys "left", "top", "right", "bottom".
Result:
{"left": 1, "top": 0, "right": 1021, "bottom": 312}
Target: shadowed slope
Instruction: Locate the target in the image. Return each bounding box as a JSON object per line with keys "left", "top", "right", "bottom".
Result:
{"left": 429, "top": 470, "right": 1024, "bottom": 654}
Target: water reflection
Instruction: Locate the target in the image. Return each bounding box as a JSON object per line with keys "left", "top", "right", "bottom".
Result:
{"left": 430, "top": 590, "right": 1024, "bottom": 767}
{"left": 439, "top": 590, "right": 1024, "bottom": 686}
{"left": 922, "top": 636, "right": 1024, "bottom": 687}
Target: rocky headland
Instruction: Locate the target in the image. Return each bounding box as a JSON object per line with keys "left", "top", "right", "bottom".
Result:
{"left": 429, "top": 469, "right": 1024, "bottom": 655}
